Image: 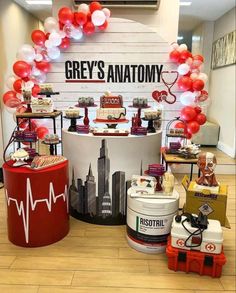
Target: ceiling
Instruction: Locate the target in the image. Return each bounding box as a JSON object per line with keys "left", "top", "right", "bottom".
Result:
{"left": 14, "top": 0, "right": 236, "bottom": 32}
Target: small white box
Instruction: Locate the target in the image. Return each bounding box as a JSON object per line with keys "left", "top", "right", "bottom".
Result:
{"left": 171, "top": 215, "right": 223, "bottom": 254}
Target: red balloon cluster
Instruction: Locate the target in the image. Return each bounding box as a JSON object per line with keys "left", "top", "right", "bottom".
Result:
{"left": 177, "top": 106, "right": 207, "bottom": 138}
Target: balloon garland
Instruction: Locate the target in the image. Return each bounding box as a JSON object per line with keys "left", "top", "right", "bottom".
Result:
{"left": 169, "top": 42, "right": 209, "bottom": 139}
{"left": 2, "top": 2, "right": 111, "bottom": 140}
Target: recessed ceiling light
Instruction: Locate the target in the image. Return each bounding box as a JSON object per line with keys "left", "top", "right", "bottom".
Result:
{"left": 180, "top": 2, "right": 192, "bottom": 6}
{"left": 177, "top": 36, "right": 184, "bottom": 40}
{"left": 26, "top": 0, "right": 52, "bottom": 5}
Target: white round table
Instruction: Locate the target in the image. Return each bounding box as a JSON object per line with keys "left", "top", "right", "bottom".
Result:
{"left": 63, "top": 130, "right": 162, "bottom": 225}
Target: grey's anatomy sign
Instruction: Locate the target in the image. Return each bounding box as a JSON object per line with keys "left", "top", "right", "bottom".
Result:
{"left": 65, "top": 60, "right": 163, "bottom": 83}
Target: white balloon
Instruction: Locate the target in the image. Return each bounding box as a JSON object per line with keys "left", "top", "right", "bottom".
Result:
{"left": 198, "top": 72, "right": 208, "bottom": 83}
{"left": 6, "top": 75, "right": 16, "bottom": 90}
{"left": 59, "top": 30, "right": 66, "bottom": 38}
{"left": 180, "top": 91, "right": 196, "bottom": 106}
{"left": 63, "top": 23, "right": 75, "bottom": 38}
{"left": 177, "top": 63, "right": 190, "bottom": 75}
{"left": 35, "top": 72, "right": 46, "bottom": 83}
{"left": 35, "top": 53, "right": 43, "bottom": 62}
{"left": 102, "top": 8, "right": 111, "bottom": 19}
{"left": 71, "top": 27, "right": 83, "bottom": 40}
{"left": 171, "top": 42, "right": 179, "bottom": 50}
{"left": 190, "top": 73, "right": 199, "bottom": 81}
{"left": 78, "top": 3, "right": 89, "bottom": 14}
{"left": 44, "top": 17, "right": 59, "bottom": 33}
{"left": 178, "top": 44, "right": 188, "bottom": 52}
{"left": 92, "top": 10, "right": 106, "bottom": 26}
{"left": 17, "top": 44, "right": 36, "bottom": 62}
{"left": 45, "top": 39, "right": 54, "bottom": 49}
{"left": 31, "top": 66, "right": 41, "bottom": 77}
{"left": 49, "top": 32, "right": 62, "bottom": 46}
{"left": 47, "top": 47, "right": 61, "bottom": 60}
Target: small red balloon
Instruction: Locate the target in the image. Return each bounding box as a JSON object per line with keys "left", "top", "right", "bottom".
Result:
{"left": 193, "top": 79, "right": 205, "bottom": 91}
{"left": 83, "top": 21, "right": 95, "bottom": 35}
{"left": 185, "top": 132, "right": 192, "bottom": 139}
{"left": 180, "top": 106, "right": 197, "bottom": 122}
{"left": 90, "top": 1, "right": 102, "bottom": 13}
{"left": 187, "top": 121, "right": 200, "bottom": 134}
{"left": 59, "top": 37, "right": 70, "bottom": 49}
{"left": 36, "top": 126, "right": 49, "bottom": 139}
{"left": 32, "top": 85, "right": 41, "bottom": 97}
{"left": 179, "top": 50, "right": 192, "bottom": 63}
{"left": 75, "top": 11, "right": 87, "bottom": 26}
{"left": 98, "top": 20, "right": 108, "bottom": 31}
{"left": 3, "top": 91, "right": 21, "bottom": 108}
{"left": 195, "top": 113, "right": 206, "bottom": 125}
{"left": 169, "top": 50, "right": 180, "bottom": 62}
{"left": 194, "top": 106, "right": 202, "bottom": 114}
{"left": 193, "top": 55, "right": 204, "bottom": 63}
{"left": 58, "top": 7, "right": 74, "bottom": 24}
{"left": 13, "top": 79, "right": 23, "bottom": 93}
{"left": 35, "top": 61, "right": 51, "bottom": 73}
{"left": 177, "top": 76, "right": 193, "bottom": 91}
{"left": 13, "top": 61, "right": 31, "bottom": 78}
{"left": 31, "top": 30, "right": 46, "bottom": 46}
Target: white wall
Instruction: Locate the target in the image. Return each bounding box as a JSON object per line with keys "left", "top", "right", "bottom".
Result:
{"left": 0, "top": 0, "right": 40, "bottom": 157}
{"left": 208, "top": 7, "right": 236, "bottom": 158}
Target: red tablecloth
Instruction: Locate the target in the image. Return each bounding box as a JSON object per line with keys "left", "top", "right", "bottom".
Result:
{"left": 3, "top": 161, "right": 69, "bottom": 247}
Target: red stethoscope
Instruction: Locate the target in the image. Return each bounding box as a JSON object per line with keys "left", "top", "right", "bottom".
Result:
{"left": 152, "top": 71, "right": 179, "bottom": 104}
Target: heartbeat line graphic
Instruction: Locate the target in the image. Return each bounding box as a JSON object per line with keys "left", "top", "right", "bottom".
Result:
{"left": 5, "top": 178, "right": 68, "bottom": 243}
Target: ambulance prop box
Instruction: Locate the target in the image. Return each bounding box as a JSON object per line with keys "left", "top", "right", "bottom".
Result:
{"left": 182, "top": 176, "right": 229, "bottom": 228}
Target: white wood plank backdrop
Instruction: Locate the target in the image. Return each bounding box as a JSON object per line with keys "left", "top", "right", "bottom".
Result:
{"left": 48, "top": 18, "right": 181, "bottom": 142}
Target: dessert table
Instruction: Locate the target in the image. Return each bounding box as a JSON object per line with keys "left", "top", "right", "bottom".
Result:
{"left": 3, "top": 161, "right": 69, "bottom": 247}
{"left": 63, "top": 130, "right": 162, "bottom": 225}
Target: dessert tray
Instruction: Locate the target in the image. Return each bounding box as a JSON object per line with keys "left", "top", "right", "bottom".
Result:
{"left": 92, "top": 128, "right": 129, "bottom": 136}
{"left": 30, "top": 155, "right": 67, "bottom": 170}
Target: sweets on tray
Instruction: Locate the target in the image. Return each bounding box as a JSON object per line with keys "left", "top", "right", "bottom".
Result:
{"left": 31, "top": 98, "right": 53, "bottom": 113}
{"left": 44, "top": 134, "right": 60, "bottom": 144}
{"left": 144, "top": 109, "right": 162, "bottom": 119}
{"left": 96, "top": 95, "right": 126, "bottom": 121}
{"left": 39, "top": 83, "right": 53, "bottom": 93}
{"left": 93, "top": 128, "right": 129, "bottom": 136}
{"left": 11, "top": 149, "right": 29, "bottom": 161}
{"left": 65, "top": 107, "right": 80, "bottom": 118}
{"left": 78, "top": 97, "right": 95, "bottom": 107}
{"left": 31, "top": 155, "right": 66, "bottom": 169}
{"left": 132, "top": 98, "right": 148, "bottom": 108}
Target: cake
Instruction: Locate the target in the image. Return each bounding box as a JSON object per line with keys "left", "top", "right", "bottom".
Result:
{"left": 39, "top": 83, "right": 53, "bottom": 93}
{"left": 31, "top": 98, "right": 53, "bottom": 113}
{"left": 78, "top": 97, "right": 95, "bottom": 107}
{"left": 65, "top": 107, "right": 80, "bottom": 118}
{"left": 11, "top": 149, "right": 29, "bottom": 161}
{"left": 44, "top": 134, "right": 60, "bottom": 144}
{"left": 144, "top": 109, "right": 162, "bottom": 119}
{"left": 31, "top": 155, "right": 66, "bottom": 169}
{"left": 131, "top": 175, "right": 157, "bottom": 194}
{"left": 96, "top": 95, "right": 126, "bottom": 122}
{"left": 132, "top": 98, "right": 148, "bottom": 108}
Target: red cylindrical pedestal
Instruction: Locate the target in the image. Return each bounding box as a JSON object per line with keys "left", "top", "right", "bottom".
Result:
{"left": 3, "top": 161, "right": 69, "bottom": 247}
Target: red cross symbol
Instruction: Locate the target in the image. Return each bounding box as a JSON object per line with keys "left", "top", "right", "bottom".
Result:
{"left": 176, "top": 239, "right": 185, "bottom": 247}
{"left": 205, "top": 243, "right": 216, "bottom": 252}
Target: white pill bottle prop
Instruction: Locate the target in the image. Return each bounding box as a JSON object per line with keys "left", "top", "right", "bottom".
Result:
{"left": 126, "top": 189, "right": 179, "bottom": 254}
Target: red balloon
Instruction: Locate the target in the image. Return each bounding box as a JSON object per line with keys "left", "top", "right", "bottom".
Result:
{"left": 194, "top": 106, "right": 202, "bottom": 114}
{"left": 58, "top": 7, "right": 74, "bottom": 24}
{"left": 98, "top": 20, "right": 108, "bottom": 31}
{"left": 175, "top": 121, "right": 186, "bottom": 129}
{"left": 30, "top": 119, "right": 39, "bottom": 131}
{"left": 18, "top": 118, "right": 28, "bottom": 129}
{"left": 3, "top": 91, "right": 21, "bottom": 108}
{"left": 185, "top": 132, "right": 192, "bottom": 139}
{"left": 180, "top": 106, "right": 197, "bottom": 122}
{"left": 13, "top": 61, "right": 31, "bottom": 78}
{"left": 179, "top": 50, "right": 192, "bottom": 63}
{"left": 35, "top": 61, "right": 51, "bottom": 73}
{"left": 31, "top": 30, "right": 46, "bottom": 46}
{"left": 13, "top": 79, "right": 23, "bottom": 93}
{"left": 195, "top": 113, "right": 206, "bottom": 125}
{"left": 90, "top": 1, "right": 102, "bottom": 13}
{"left": 59, "top": 37, "right": 70, "bottom": 49}
{"left": 87, "top": 12, "right": 92, "bottom": 21}
{"left": 169, "top": 50, "right": 180, "bottom": 62}
{"left": 46, "top": 32, "right": 50, "bottom": 40}
{"left": 193, "top": 55, "right": 204, "bottom": 63}
{"left": 36, "top": 126, "right": 49, "bottom": 139}
{"left": 32, "top": 85, "right": 41, "bottom": 97}
{"left": 59, "top": 21, "right": 64, "bottom": 30}
{"left": 187, "top": 121, "right": 200, "bottom": 134}
{"left": 177, "top": 76, "right": 193, "bottom": 91}
{"left": 75, "top": 11, "right": 87, "bottom": 26}
{"left": 83, "top": 21, "right": 95, "bottom": 35}
{"left": 192, "top": 79, "right": 205, "bottom": 91}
